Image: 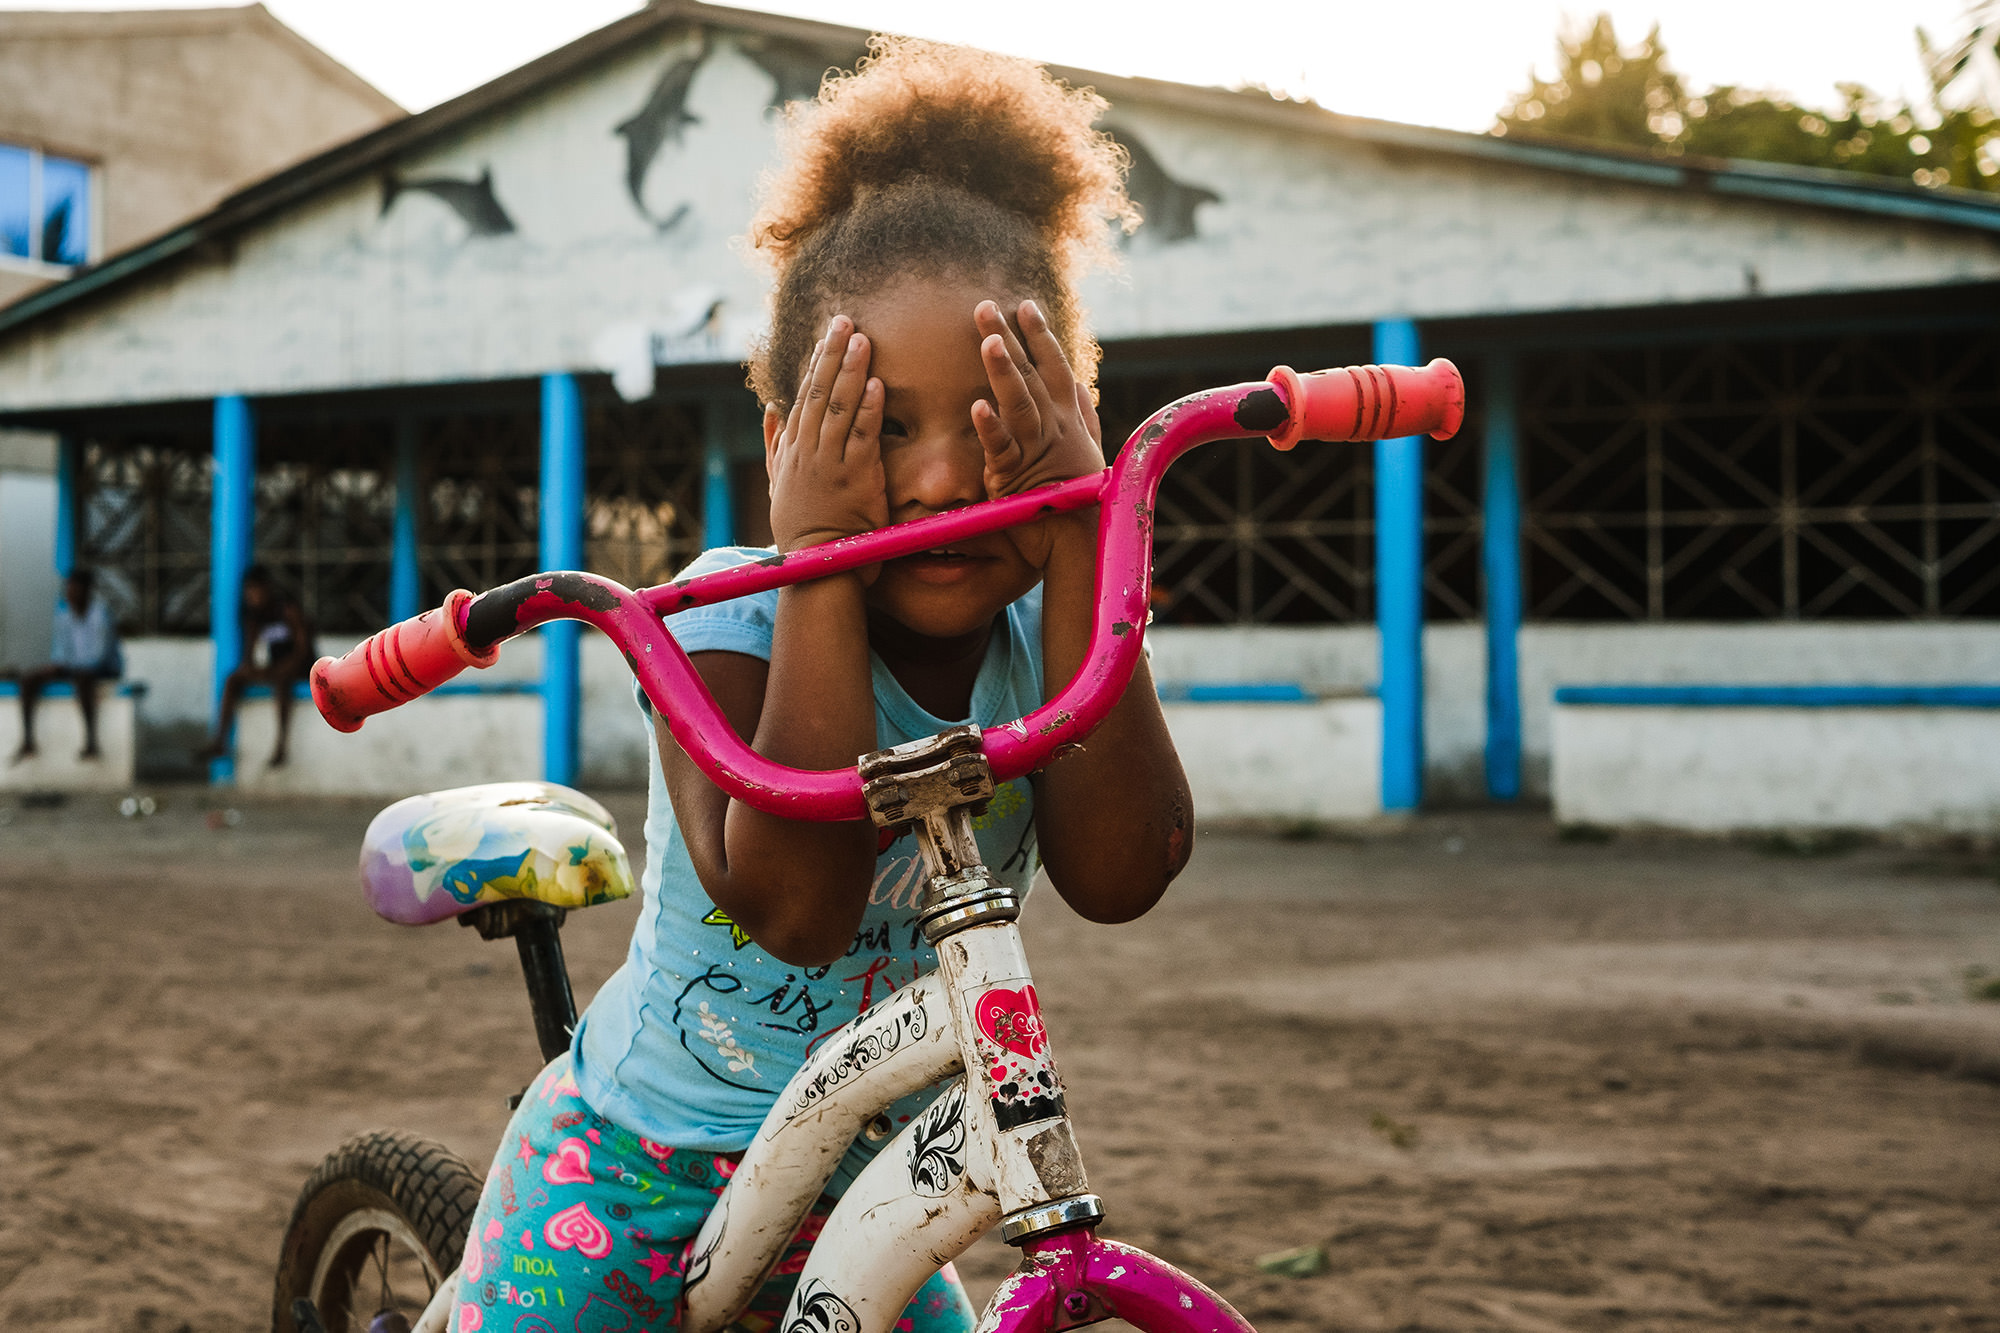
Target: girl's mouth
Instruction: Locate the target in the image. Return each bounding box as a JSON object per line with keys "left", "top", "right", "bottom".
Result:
{"left": 894, "top": 547, "right": 983, "bottom": 583}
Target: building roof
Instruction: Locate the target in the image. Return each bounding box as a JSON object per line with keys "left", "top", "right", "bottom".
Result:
{"left": 2, "top": 0, "right": 1995, "bottom": 340}
{"left": 0, "top": 4, "right": 401, "bottom": 122}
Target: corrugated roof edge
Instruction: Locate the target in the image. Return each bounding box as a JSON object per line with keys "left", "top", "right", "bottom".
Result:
{"left": 3, "top": 0, "right": 1998, "bottom": 340}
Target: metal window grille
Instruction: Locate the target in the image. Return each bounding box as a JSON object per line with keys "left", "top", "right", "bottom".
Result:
{"left": 77, "top": 432, "right": 211, "bottom": 635}
{"left": 585, "top": 392, "right": 709, "bottom": 589}
{"left": 76, "top": 390, "right": 719, "bottom": 635}
{"left": 74, "top": 329, "right": 1994, "bottom": 636}
{"left": 415, "top": 409, "right": 542, "bottom": 608}
{"left": 1520, "top": 331, "right": 2000, "bottom": 620}
{"left": 1098, "top": 362, "right": 1481, "bottom": 626}
{"left": 257, "top": 419, "right": 396, "bottom": 632}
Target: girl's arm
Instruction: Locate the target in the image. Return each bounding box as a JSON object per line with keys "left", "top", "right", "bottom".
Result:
{"left": 973, "top": 300, "right": 1195, "bottom": 921}
{"left": 656, "top": 317, "right": 888, "bottom": 967}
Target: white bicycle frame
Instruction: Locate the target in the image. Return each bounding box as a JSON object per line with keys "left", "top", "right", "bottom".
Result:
{"left": 417, "top": 727, "right": 1252, "bottom": 1333}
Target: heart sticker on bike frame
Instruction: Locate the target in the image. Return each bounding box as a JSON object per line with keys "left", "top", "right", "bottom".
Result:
{"left": 974, "top": 985, "right": 1047, "bottom": 1058}
{"left": 968, "top": 981, "right": 1064, "bottom": 1130}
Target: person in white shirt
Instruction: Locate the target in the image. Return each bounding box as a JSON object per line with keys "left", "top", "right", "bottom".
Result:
{"left": 12, "top": 568, "right": 122, "bottom": 762}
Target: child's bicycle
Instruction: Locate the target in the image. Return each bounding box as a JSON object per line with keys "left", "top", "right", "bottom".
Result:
{"left": 270, "top": 358, "right": 1464, "bottom": 1333}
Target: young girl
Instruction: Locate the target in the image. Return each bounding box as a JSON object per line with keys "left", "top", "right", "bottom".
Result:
{"left": 449, "top": 39, "right": 1191, "bottom": 1333}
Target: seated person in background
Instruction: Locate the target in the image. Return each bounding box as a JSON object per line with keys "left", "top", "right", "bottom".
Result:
{"left": 11, "top": 567, "right": 123, "bottom": 763}
{"left": 196, "top": 566, "right": 314, "bottom": 768}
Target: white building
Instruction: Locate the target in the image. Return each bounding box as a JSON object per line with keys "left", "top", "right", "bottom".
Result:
{"left": 1, "top": 0, "right": 1995, "bottom": 825}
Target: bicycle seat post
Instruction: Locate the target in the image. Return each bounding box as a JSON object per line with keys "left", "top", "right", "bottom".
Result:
{"left": 859, "top": 724, "right": 1018, "bottom": 942}
{"left": 460, "top": 899, "right": 577, "bottom": 1064}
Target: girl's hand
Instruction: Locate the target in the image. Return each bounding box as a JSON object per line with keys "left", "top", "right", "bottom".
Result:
{"left": 972, "top": 300, "right": 1104, "bottom": 568}
{"left": 766, "top": 316, "right": 889, "bottom": 566}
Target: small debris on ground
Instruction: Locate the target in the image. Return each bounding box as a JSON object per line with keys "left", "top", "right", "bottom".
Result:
{"left": 1254, "top": 1244, "right": 1328, "bottom": 1278}
{"left": 1369, "top": 1111, "right": 1419, "bottom": 1150}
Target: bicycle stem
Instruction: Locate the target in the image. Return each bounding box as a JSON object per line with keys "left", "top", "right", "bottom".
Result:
{"left": 855, "top": 726, "right": 1110, "bottom": 1247}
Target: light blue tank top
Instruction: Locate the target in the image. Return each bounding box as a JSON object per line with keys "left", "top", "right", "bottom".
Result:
{"left": 572, "top": 546, "right": 1044, "bottom": 1194}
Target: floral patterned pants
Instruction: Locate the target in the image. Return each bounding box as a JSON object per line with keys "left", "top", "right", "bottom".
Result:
{"left": 447, "top": 1054, "right": 976, "bottom": 1332}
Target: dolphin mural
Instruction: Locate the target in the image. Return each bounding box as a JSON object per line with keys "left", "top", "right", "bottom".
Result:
{"left": 1106, "top": 126, "right": 1221, "bottom": 245}
{"left": 379, "top": 167, "right": 516, "bottom": 236}
{"left": 616, "top": 34, "right": 711, "bottom": 231}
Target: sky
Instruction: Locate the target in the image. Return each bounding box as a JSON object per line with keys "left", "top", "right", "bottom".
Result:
{"left": 2, "top": 0, "right": 1975, "bottom": 127}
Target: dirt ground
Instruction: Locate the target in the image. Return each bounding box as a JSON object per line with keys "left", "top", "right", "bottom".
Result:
{"left": 2, "top": 790, "right": 1998, "bottom": 1333}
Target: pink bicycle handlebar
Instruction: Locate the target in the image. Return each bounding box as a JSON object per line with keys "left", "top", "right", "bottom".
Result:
{"left": 310, "top": 357, "right": 1463, "bottom": 819}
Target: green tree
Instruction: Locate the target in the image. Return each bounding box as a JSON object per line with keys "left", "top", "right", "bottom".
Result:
{"left": 1496, "top": 13, "right": 1999, "bottom": 194}
{"left": 1497, "top": 15, "right": 1685, "bottom": 152}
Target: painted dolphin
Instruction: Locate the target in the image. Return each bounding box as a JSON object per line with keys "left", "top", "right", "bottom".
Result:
{"left": 616, "top": 34, "right": 710, "bottom": 230}
{"left": 380, "top": 167, "right": 516, "bottom": 236}
{"left": 1106, "top": 126, "right": 1221, "bottom": 244}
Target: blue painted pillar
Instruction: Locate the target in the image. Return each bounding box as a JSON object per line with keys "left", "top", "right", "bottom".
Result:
{"left": 210, "top": 395, "right": 255, "bottom": 784}
{"left": 53, "top": 434, "right": 78, "bottom": 575}
{"left": 702, "top": 396, "right": 737, "bottom": 550}
{"left": 540, "top": 373, "right": 585, "bottom": 787}
{"left": 1483, "top": 355, "right": 1523, "bottom": 801}
{"left": 390, "top": 417, "right": 422, "bottom": 623}
{"left": 1373, "top": 319, "right": 1425, "bottom": 812}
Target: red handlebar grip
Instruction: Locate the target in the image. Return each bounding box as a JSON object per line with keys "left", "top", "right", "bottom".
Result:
{"left": 309, "top": 588, "right": 501, "bottom": 732}
{"left": 1264, "top": 358, "right": 1465, "bottom": 451}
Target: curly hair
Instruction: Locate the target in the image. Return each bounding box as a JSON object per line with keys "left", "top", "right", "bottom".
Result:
{"left": 745, "top": 36, "right": 1135, "bottom": 408}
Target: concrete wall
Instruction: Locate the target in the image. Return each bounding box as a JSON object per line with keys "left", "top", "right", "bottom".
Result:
{"left": 117, "top": 628, "right": 653, "bottom": 788}
{"left": 1553, "top": 704, "right": 2000, "bottom": 834}
{"left": 103, "top": 620, "right": 2000, "bottom": 803}
{"left": 0, "top": 6, "right": 401, "bottom": 305}
{"left": 232, "top": 692, "right": 541, "bottom": 798}
{"left": 0, "top": 429, "right": 58, "bottom": 672}
{"left": 1150, "top": 620, "right": 2000, "bottom": 803}
{"left": 3, "top": 18, "right": 1996, "bottom": 409}
{"left": 1163, "top": 695, "right": 1381, "bottom": 822}
{"left": 0, "top": 689, "right": 137, "bottom": 791}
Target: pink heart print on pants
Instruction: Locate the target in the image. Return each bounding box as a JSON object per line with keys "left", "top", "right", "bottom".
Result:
{"left": 442, "top": 1052, "right": 978, "bottom": 1333}
{"left": 969, "top": 981, "right": 1064, "bottom": 1130}
{"left": 541, "top": 1137, "right": 594, "bottom": 1186}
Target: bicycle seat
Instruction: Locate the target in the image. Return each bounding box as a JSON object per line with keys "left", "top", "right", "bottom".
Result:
{"left": 360, "top": 781, "right": 635, "bottom": 926}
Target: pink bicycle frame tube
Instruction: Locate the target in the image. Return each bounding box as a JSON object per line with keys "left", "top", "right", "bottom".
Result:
{"left": 984, "top": 1228, "right": 1255, "bottom": 1333}
{"left": 308, "top": 359, "right": 1462, "bottom": 821}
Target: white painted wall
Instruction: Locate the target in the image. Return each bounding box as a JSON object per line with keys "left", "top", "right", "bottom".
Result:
{"left": 1163, "top": 695, "right": 1380, "bottom": 822}
{"left": 104, "top": 620, "right": 2000, "bottom": 807}
{"left": 1552, "top": 704, "right": 2000, "bottom": 834}
{"left": 1, "top": 21, "right": 1994, "bottom": 411}
{"left": 1151, "top": 620, "right": 2000, "bottom": 803}
{"left": 0, "top": 429, "right": 58, "bottom": 673}
{"left": 0, "top": 691, "right": 137, "bottom": 791}
{"left": 117, "top": 628, "right": 651, "bottom": 787}
{"left": 232, "top": 692, "right": 542, "bottom": 798}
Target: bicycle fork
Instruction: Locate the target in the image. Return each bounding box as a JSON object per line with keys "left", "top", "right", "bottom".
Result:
{"left": 837, "top": 726, "right": 1253, "bottom": 1333}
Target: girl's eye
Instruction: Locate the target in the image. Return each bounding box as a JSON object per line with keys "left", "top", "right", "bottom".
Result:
{"left": 880, "top": 417, "right": 910, "bottom": 439}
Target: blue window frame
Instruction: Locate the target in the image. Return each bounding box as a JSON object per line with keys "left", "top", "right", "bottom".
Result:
{"left": 0, "top": 141, "right": 93, "bottom": 268}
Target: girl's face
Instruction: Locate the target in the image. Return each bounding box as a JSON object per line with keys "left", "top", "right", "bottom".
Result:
{"left": 831, "top": 275, "right": 1043, "bottom": 640}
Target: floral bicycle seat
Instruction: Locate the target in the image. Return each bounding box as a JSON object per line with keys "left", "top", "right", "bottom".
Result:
{"left": 360, "top": 781, "right": 635, "bottom": 926}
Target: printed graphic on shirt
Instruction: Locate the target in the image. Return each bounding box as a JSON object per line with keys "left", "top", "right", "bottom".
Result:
{"left": 701, "top": 905, "right": 755, "bottom": 950}
{"left": 674, "top": 964, "right": 835, "bottom": 1090}
{"left": 975, "top": 779, "right": 1038, "bottom": 875}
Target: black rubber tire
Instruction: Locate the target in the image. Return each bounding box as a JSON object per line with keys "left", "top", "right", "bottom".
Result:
{"left": 272, "top": 1130, "right": 484, "bottom": 1333}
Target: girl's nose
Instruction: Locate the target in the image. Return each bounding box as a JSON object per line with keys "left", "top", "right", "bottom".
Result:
{"left": 888, "top": 435, "right": 983, "bottom": 517}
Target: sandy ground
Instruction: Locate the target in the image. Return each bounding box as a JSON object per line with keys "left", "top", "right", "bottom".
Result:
{"left": 1, "top": 790, "right": 1998, "bottom": 1332}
